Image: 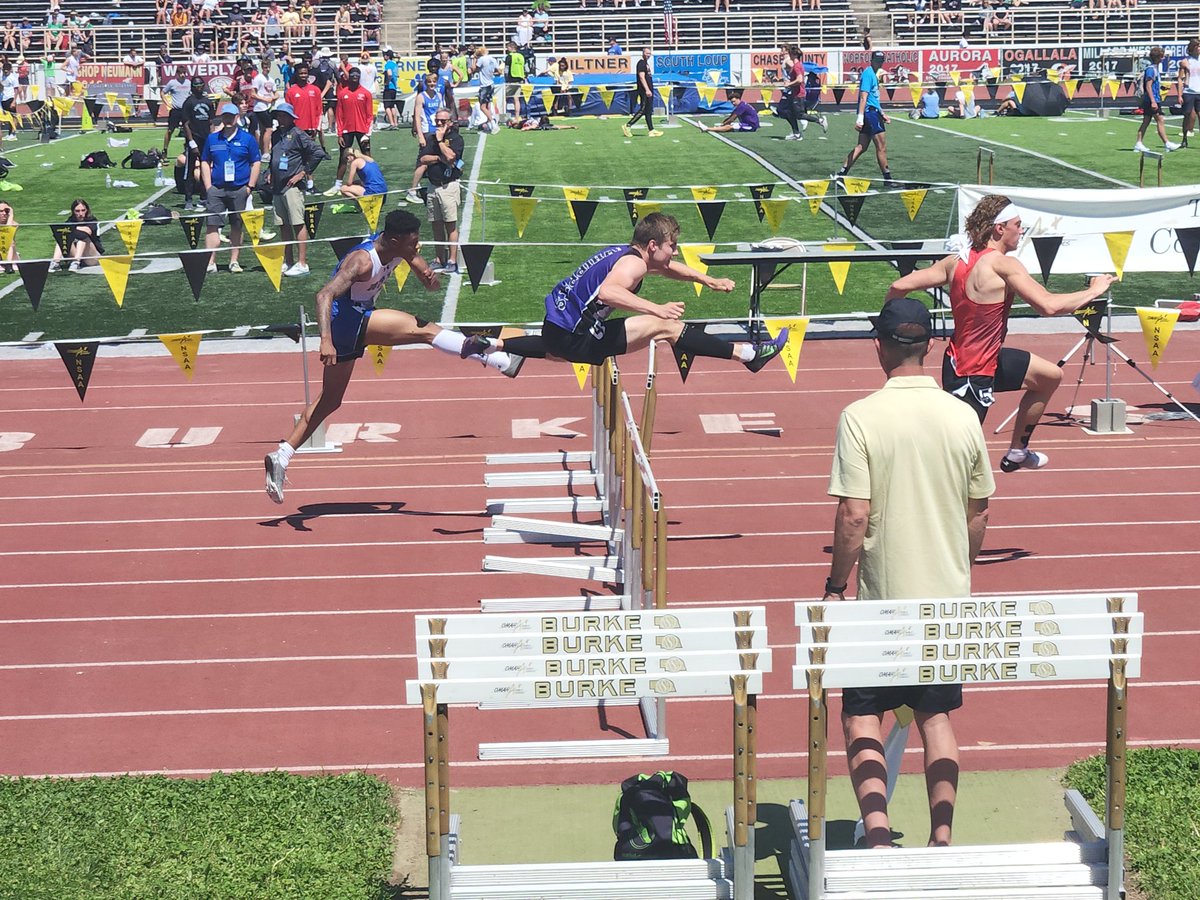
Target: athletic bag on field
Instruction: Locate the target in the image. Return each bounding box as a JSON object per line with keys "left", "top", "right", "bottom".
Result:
{"left": 121, "top": 148, "right": 163, "bottom": 169}
{"left": 79, "top": 150, "right": 114, "bottom": 169}
{"left": 612, "top": 771, "right": 712, "bottom": 861}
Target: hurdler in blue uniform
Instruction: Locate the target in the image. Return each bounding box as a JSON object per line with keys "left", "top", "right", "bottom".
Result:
{"left": 486, "top": 213, "right": 789, "bottom": 370}
{"left": 262, "top": 209, "right": 525, "bottom": 505}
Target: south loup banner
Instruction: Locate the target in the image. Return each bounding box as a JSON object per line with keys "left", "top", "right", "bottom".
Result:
{"left": 958, "top": 184, "right": 1200, "bottom": 275}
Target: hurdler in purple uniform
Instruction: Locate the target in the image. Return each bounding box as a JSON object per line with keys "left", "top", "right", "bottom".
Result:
{"left": 478, "top": 212, "right": 787, "bottom": 371}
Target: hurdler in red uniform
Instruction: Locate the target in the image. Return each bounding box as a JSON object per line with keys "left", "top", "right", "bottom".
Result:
{"left": 884, "top": 193, "right": 1115, "bottom": 474}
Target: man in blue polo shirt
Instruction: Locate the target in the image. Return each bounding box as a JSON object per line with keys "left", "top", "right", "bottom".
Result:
{"left": 200, "top": 101, "right": 261, "bottom": 274}
{"left": 835, "top": 50, "right": 894, "bottom": 183}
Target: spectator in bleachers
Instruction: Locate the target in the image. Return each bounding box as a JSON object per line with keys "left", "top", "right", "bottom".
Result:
{"left": 940, "top": 0, "right": 963, "bottom": 25}
{"left": 607, "top": 38, "right": 622, "bottom": 55}
{"left": 170, "top": 5, "right": 192, "bottom": 52}
{"left": 299, "top": 0, "right": 317, "bottom": 41}
{"left": 0, "top": 201, "right": 18, "bottom": 273}
{"left": 533, "top": 7, "right": 552, "bottom": 43}
{"left": 123, "top": 47, "right": 145, "bottom": 67}
{"left": 199, "top": 0, "right": 222, "bottom": 21}
{"left": 45, "top": 13, "right": 67, "bottom": 54}
{"left": 714, "top": 0, "right": 730, "bottom": 13}
{"left": 515, "top": 9, "right": 533, "bottom": 47}
{"left": 264, "top": 2, "right": 282, "bottom": 43}
{"left": 1, "top": 23, "right": 16, "bottom": 54}
{"left": 155, "top": 0, "right": 171, "bottom": 26}
{"left": 18, "top": 19, "right": 34, "bottom": 53}
{"left": 909, "top": 0, "right": 928, "bottom": 25}
{"left": 334, "top": 6, "right": 353, "bottom": 45}
{"left": 281, "top": 4, "right": 301, "bottom": 41}
{"left": 155, "top": 42, "right": 172, "bottom": 67}
{"left": 363, "top": 0, "right": 382, "bottom": 47}
{"left": 808, "top": 0, "right": 821, "bottom": 9}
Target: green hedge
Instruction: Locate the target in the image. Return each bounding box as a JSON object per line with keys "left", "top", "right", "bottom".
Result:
{"left": 1064, "top": 747, "right": 1200, "bottom": 900}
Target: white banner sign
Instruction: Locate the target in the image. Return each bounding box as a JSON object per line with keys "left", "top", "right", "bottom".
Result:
{"left": 958, "top": 184, "right": 1200, "bottom": 275}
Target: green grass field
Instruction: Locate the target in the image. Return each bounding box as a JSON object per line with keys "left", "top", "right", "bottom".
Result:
{"left": 1, "top": 106, "right": 1197, "bottom": 343}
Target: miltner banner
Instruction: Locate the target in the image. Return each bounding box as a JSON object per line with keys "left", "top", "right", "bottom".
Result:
{"left": 959, "top": 184, "right": 1200, "bottom": 275}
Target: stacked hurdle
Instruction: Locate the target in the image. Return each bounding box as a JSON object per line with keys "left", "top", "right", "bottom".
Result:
{"left": 472, "top": 352, "right": 673, "bottom": 759}
{"left": 481, "top": 351, "right": 659, "bottom": 604}
{"left": 788, "top": 592, "right": 1142, "bottom": 900}
{"left": 408, "top": 605, "right": 771, "bottom": 900}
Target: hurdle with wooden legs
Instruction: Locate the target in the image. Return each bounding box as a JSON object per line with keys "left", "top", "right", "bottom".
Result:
{"left": 789, "top": 592, "right": 1142, "bottom": 900}
{"left": 1137, "top": 148, "right": 1163, "bottom": 188}
{"left": 976, "top": 147, "right": 996, "bottom": 185}
{"left": 409, "top": 606, "right": 771, "bottom": 900}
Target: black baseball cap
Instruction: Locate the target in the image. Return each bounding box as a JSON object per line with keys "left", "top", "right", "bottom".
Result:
{"left": 870, "top": 297, "right": 932, "bottom": 344}
{"left": 871, "top": 50, "right": 886, "bottom": 65}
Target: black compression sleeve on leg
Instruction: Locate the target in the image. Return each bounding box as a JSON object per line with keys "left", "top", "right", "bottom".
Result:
{"left": 500, "top": 335, "right": 548, "bottom": 358}
{"left": 675, "top": 323, "right": 734, "bottom": 360}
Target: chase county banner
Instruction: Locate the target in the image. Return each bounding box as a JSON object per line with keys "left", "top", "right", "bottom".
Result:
{"left": 958, "top": 183, "right": 1200, "bottom": 275}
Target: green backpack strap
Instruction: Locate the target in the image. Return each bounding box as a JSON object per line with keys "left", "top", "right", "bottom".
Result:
{"left": 689, "top": 801, "right": 713, "bottom": 859}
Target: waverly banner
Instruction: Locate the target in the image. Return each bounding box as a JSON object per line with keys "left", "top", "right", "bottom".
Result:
{"left": 959, "top": 184, "right": 1200, "bottom": 275}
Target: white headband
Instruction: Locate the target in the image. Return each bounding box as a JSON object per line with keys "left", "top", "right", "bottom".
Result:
{"left": 993, "top": 203, "right": 1020, "bottom": 225}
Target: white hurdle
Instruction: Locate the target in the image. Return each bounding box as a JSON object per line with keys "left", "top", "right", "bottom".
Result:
{"left": 788, "top": 592, "right": 1142, "bottom": 900}
{"left": 409, "top": 604, "right": 770, "bottom": 900}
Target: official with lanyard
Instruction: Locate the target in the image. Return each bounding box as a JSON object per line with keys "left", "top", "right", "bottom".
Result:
{"left": 201, "top": 101, "right": 261, "bottom": 274}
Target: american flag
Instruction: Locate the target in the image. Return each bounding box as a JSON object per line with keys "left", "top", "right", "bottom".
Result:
{"left": 662, "top": 0, "right": 678, "bottom": 48}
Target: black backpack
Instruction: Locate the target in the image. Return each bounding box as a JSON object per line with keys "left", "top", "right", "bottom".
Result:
{"left": 80, "top": 151, "right": 115, "bottom": 169}
{"left": 612, "top": 771, "right": 712, "bottom": 861}
{"left": 122, "top": 149, "right": 163, "bottom": 169}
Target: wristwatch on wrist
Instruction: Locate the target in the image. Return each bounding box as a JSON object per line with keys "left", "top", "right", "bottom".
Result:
{"left": 824, "top": 577, "right": 847, "bottom": 595}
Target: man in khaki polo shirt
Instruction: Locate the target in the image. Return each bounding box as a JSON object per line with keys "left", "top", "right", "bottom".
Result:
{"left": 824, "top": 296, "right": 994, "bottom": 849}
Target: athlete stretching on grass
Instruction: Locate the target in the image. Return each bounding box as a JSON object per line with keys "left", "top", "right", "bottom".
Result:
{"left": 466, "top": 213, "right": 789, "bottom": 371}
{"left": 264, "top": 209, "right": 524, "bottom": 503}
{"left": 885, "top": 194, "right": 1116, "bottom": 473}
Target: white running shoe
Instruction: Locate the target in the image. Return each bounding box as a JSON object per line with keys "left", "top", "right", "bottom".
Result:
{"left": 1165, "top": 141, "right": 1182, "bottom": 152}
{"left": 785, "top": 132, "right": 802, "bottom": 141}
{"left": 501, "top": 354, "right": 525, "bottom": 378}
{"left": 264, "top": 451, "right": 287, "bottom": 503}
{"left": 322, "top": 185, "right": 341, "bottom": 197}
{"left": 999, "top": 449, "right": 1049, "bottom": 473}
{"left": 284, "top": 262, "right": 310, "bottom": 277}
{"left": 228, "top": 260, "right": 243, "bottom": 274}
{"left": 1133, "top": 141, "right": 1150, "bottom": 153}
{"left": 260, "top": 229, "right": 277, "bottom": 240}
{"left": 818, "top": 114, "right": 829, "bottom": 134}
{"left": 405, "top": 189, "right": 422, "bottom": 204}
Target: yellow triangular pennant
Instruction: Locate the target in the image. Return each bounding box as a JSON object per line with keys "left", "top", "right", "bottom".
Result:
{"left": 509, "top": 197, "right": 538, "bottom": 237}
{"left": 1012, "top": 81, "right": 1027, "bottom": 104}
{"left": 359, "top": 193, "right": 383, "bottom": 232}
{"left": 1105, "top": 76, "right": 1120, "bottom": 100}
{"left": 98, "top": 255, "right": 133, "bottom": 307}
{"left": 760, "top": 198, "right": 789, "bottom": 234}
{"left": 1046, "top": 67, "right": 1061, "bottom": 84}
{"left": 253, "top": 242, "right": 286, "bottom": 291}
{"left": 698, "top": 84, "right": 717, "bottom": 106}
{"left": 764, "top": 317, "right": 809, "bottom": 383}
{"left": 115, "top": 218, "right": 142, "bottom": 256}
{"left": 117, "top": 100, "right": 131, "bottom": 118}
{"left": 909, "top": 84, "right": 923, "bottom": 107}
{"left": 368, "top": 343, "right": 392, "bottom": 375}
{"left": 573, "top": 361, "right": 591, "bottom": 389}
{"left": 540, "top": 90, "right": 554, "bottom": 112}
{"left": 901, "top": 188, "right": 928, "bottom": 222}
{"left": 29, "top": 85, "right": 39, "bottom": 101}
{"left": 80, "top": 99, "right": 93, "bottom": 130}
{"left": 1103, "top": 231, "right": 1135, "bottom": 280}
{"left": 239, "top": 207, "right": 264, "bottom": 246}
{"left": 563, "top": 186, "right": 589, "bottom": 221}
{"left": 1064, "top": 79, "right": 1078, "bottom": 100}
{"left": 751, "top": 67, "right": 765, "bottom": 85}
{"left": 633, "top": 200, "right": 662, "bottom": 221}
{"left": 657, "top": 86, "right": 673, "bottom": 108}
{"left": 680, "top": 243, "right": 715, "bottom": 296}
{"left": 690, "top": 186, "right": 718, "bottom": 202}
{"left": 802, "top": 180, "right": 830, "bottom": 215}
{"left": 393, "top": 259, "right": 411, "bottom": 292}
{"left": 158, "top": 333, "right": 202, "bottom": 380}
{"left": 844, "top": 177, "right": 871, "bottom": 195}
{"left": 824, "top": 242, "right": 856, "bottom": 295}
{"left": 1011, "top": 73, "right": 1024, "bottom": 83}
{"left": 599, "top": 87, "right": 614, "bottom": 108}
{"left": 521, "top": 83, "right": 535, "bottom": 103}
{"left": 0, "top": 225, "right": 14, "bottom": 259}
{"left": 950, "top": 71, "right": 961, "bottom": 85}
{"left": 1135, "top": 307, "right": 1179, "bottom": 368}
{"left": 578, "top": 84, "right": 592, "bottom": 106}
{"left": 105, "top": 90, "right": 118, "bottom": 109}
{"left": 962, "top": 82, "right": 975, "bottom": 104}
{"left": 0, "top": 109, "right": 11, "bottom": 125}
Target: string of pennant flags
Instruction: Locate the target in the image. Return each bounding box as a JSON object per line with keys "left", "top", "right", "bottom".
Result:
{"left": 34, "top": 296, "right": 1186, "bottom": 404}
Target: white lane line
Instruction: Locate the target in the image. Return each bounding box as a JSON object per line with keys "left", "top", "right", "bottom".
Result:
{"left": 7, "top": 465, "right": 1200, "bottom": 502}
{"left": 440, "top": 129, "right": 487, "bottom": 324}
{"left": 24, "top": 737, "right": 1200, "bottom": 779}
{"left": 899, "top": 118, "right": 1136, "bottom": 188}
{"left": 1, "top": 682, "right": 1195, "bottom": 721}
{"left": 3, "top": 553, "right": 1200, "bottom": 590}
{"left": 3, "top": 519, "right": 1197, "bottom": 556}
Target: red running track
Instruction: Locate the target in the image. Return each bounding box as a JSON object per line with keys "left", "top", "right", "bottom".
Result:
{"left": 0, "top": 332, "right": 1198, "bottom": 787}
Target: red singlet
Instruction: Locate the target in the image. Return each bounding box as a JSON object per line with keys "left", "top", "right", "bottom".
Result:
{"left": 948, "top": 247, "right": 1015, "bottom": 377}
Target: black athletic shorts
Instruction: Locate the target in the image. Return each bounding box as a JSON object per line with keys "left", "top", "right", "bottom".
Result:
{"left": 1184, "top": 93, "right": 1200, "bottom": 115}
{"left": 841, "top": 684, "right": 963, "bottom": 717}
{"left": 942, "top": 346, "right": 1031, "bottom": 422}
{"left": 542, "top": 319, "right": 628, "bottom": 365}
{"left": 382, "top": 87, "right": 397, "bottom": 109}
{"left": 167, "top": 107, "right": 185, "bottom": 130}
{"left": 340, "top": 131, "right": 371, "bottom": 152}
{"left": 255, "top": 109, "right": 274, "bottom": 131}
